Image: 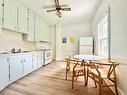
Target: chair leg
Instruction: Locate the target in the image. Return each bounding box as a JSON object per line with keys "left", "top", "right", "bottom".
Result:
{"left": 93, "top": 74, "right": 97, "bottom": 88}
{"left": 115, "top": 84, "right": 118, "bottom": 95}
{"left": 72, "top": 74, "right": 74, "bottom": 89}
{"left": 99, "top": 85, "right": 102, "bottom": 95}
{"left": 99, "top": 79, "right": 102, "bottom": 95}
{"left": 75, "top": 71, "right": 80, "bottom": 81}
{"left": 65, "top": 69, "right": 68, "bottom": 80}
{"left": 84, "top": 74, "right": 86, "bottom": 86}
{"left": 114, "top": 78, "right": 118, "bottom": 95}
{"left": 86, "top": 68, "right": 89, "bottom": 86}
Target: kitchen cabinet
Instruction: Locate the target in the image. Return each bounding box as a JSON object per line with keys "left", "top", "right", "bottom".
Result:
{"left": 22, "top": 53, "right": 33, "bottom": 75}
{"left": 37, "top": 51, "right": 44, "bottom": 67}
{"left": 40, "top": 20, "right": 51, "bottom": 42}
{"left": 35, "top": 15, "right": 41, "bottom": 41}
{"left": 0, "top": 0, "right": 3, "bottom": 27}
{"left": 22, "top": 9, "right": 35, "bottom": 41}
{"left": 27, "top": 9, "right": 35, "bottom": 41}
{"left": 3, "top": 0, "right": 18, "bottom": 31}
{"left": 0, "top": 56, "right": 9, "bottom": 90}
{"left": 0, "top": 51, "right": 46, "bottom": 91}
{"left": 10, "top": 54, "right": 23, "bottom": 82}
{"left": 32, "top": 52, "right": 38, "bottom": 70}
{"left": 17, "top": 3, "right": 28, "bottom": 34}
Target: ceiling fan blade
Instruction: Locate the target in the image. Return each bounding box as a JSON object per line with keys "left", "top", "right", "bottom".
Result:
{"left": 61, "top": 8, "right": 71, "bottom": 11}
{"left": 47, "top": 9, "right": 56, "bottom": 12}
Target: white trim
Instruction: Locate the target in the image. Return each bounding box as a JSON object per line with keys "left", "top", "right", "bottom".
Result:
{"left": 118, "top": 87, "right": 125, "bottom": 95}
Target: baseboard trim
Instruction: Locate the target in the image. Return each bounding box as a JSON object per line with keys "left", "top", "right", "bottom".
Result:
{"left": 118, "top": 87, "right": 125, "bottom": 95}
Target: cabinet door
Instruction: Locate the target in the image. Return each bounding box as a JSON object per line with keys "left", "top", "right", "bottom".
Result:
{"left": 32, "top": 53, "right": 38, "bottom": 70}
{"left": 0, "top": 0, "right": 3, "bottom": 27}
{"left": 37, "top": 52, "right": 43, "bottom": 68}
{"left": 35, "top": 16, "right": 41, "bottom": 41}
{"left": 10, "top": 54, "right": 23, "bottom": 82}
{"left": 27, "top": 10, "right": 35, "bottom": 41}
{"left": 23, "top": 53, "right": 33, "bottom": 75}
{"left": 40, "top": 20, "right": 51, "bottom": 42}
{"left": 0, "top": 56, "right": 9, "bottom": 90}
{"left": 3, "top": 0, "right": 17, "bottom": 31}
{"left": 17, "top": 4, "right": 28, "bottom": 34}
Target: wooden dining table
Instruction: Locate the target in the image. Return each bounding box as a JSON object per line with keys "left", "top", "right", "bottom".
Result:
{"left": 73, "top": 54, "right": 106, "bottom": 85}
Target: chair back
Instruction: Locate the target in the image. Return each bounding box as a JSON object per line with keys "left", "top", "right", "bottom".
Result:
{"left": 90, "top": 60, "right": 119, "bottom": 79}
{"left": 65, "top": 57, "right": 87, "bottom": 71}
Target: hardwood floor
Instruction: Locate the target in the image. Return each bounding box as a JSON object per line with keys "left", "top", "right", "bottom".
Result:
{"left": 0, "top": 61, "right": 114, "bottom": 95}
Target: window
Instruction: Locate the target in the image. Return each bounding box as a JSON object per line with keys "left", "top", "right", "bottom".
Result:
{"left": 98, "top": 14, "right": 109, "bottom": 58}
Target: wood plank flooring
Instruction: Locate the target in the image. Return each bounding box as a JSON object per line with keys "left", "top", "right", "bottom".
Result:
{"left": 0, "top": 61, "right": 114, "bottom": 95}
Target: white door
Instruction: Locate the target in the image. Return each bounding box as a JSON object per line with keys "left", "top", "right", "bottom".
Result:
{"left": 3, "top": 0, "right": 17, "bottom": 31}
{"left": 17, "top": 4, "right": 28, "bottom": 34}
{"left": 32, "top": 53, "right": 38, "bottom": 70}
{"left": 0, "top": 56, "right": 9, "bottom": 90}
{"left": 10, "top": 54, "right": 23, "bottom": 82}
{"left": 23, "top": 53, "right": 33, "bottom": 75}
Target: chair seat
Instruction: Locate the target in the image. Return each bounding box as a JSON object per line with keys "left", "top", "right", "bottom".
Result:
{"left": 89, "top": 68, "right": 114, "bottom": 78}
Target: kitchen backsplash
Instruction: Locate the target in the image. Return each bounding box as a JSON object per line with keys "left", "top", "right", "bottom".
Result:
{"left": 0, "top": 29, "right": 36, "bottom": 51}
{"left": 36, "top": 42, "right": 51, "bottom": 50}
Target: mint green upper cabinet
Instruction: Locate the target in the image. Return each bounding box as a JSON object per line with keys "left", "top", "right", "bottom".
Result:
{"left": 35, "top": 15, "right": 41, "bottom": 41}
{"left": 17, "top": 3, "right": 28, "bottom": 34}
{"left": 27, "top": 10, "right": 35, "bottom": 41}
{"left": 3, "top": 0, "right": 17, "bottom": 31}
{"left": 40, "top": 20, "right": 51, "bottom": 42}
{"left": 0, "top": 0, "right": 3, "bottom": 27}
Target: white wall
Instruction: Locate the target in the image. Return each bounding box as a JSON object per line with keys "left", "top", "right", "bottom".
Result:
{"left": 51, "top": 25, "right": 56, "bottom": 60}
{"left": 92, "top": 0, "right": 127, "bottom": 95}
{"left": 55, "top": 23, "right": 62, "bottom": 60}
{"left": 59, "top": 22, "right": 92, "bottom": 60}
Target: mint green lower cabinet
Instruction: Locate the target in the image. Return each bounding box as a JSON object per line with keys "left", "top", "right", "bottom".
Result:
{"left": 22, "top": 53, "right": 33, "bottom": 75}
{"left": 37, "top": 51, "right": 44, "bottom": 67}
{"left": 32, "top": 52, "right": 38, "bottom": 70}
{"left": 0, "top": 51, "right": 45, "bottom": 91}
{"left": 9, "top": 54, "right": 23, "bottom": 82}
{"left": 0, "top": 56, "right": 9, "bottom": 91}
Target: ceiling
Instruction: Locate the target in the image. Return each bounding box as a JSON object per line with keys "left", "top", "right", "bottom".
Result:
{"left": 19, "top": 0, "right": 101, "bottom": 25}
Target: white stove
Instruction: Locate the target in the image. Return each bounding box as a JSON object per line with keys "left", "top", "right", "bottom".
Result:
{"left": 43, "top": 50, "right": 52, "bottom": 65}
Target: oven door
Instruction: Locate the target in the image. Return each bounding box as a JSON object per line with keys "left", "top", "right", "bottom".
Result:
{"left": 44, "top": 51, "right": 52, "bottom": 60}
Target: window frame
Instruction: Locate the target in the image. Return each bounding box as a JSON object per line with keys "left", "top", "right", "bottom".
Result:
{"left": 97, "top": 7, "right": 110, "bottom": 59}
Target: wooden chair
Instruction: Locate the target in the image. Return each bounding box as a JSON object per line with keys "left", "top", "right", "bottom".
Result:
{"left": 87, "top": 60, "right": 119, "bottom": 95}
{"left": 65, "top": 57, "right": 87, "bottom": 89}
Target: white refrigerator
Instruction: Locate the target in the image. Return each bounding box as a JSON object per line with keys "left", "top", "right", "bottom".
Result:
{"left": 79, "top": 37, "right": 93, "bottom": 54}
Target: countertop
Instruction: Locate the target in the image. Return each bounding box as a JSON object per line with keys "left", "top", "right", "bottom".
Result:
{"left": 0, "top": 49, "right": 51, "bottom": 57}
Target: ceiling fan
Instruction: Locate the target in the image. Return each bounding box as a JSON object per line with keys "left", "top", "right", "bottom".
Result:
{"left": 44, "top": 0, "right": 71, "bottom": 17}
